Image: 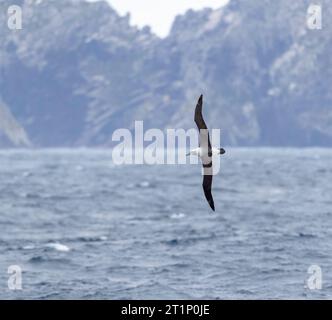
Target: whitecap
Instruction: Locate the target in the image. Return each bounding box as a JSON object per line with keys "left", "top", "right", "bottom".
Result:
{"left": 78, "top": 235, "right": 108, "bottom": 242}
{"left": 22, "top": 245, "right": 36, "bottom": 250}
{"left": 22, "top": 171, "right": 32, "bottom": 177}
{"left": 45, "top": 243, "right": 70, "bottom": 252}
{"left": 170, "top": 213, "right": 186, "bottom": 219}
{"left": 139, "top": 181, "right": 150, "bottom": 188}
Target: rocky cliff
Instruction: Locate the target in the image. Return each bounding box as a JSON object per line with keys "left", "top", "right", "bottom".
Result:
{"left": 0, "top": 0, "right": 331, "bottom": 147}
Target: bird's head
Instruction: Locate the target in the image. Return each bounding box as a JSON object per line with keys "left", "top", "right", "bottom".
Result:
{"left": 219, "top": 148, "right": 226, "bottom": 155}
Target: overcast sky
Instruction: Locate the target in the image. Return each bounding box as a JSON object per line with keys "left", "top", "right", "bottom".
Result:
{"left": 88, "top": 0, "right": 230, "bottom": 37}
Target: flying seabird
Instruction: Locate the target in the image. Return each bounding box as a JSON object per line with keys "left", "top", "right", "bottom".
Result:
{"left": 187, "top": 95, "right": 225, "bottom": 211}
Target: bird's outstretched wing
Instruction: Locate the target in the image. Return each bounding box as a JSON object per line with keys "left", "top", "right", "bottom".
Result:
{"left": 194, "top": 95, "right": 211, "bottom": 150}
{"left": 202, "top": 173, "right": 215, "bottom": 211}
{"left": 194, "top": 94, "right": 207, "bottom": 130}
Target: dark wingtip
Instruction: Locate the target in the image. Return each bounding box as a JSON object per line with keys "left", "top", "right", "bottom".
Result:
{"left": 199, "top": 94, "right": 203, "bottom": 101}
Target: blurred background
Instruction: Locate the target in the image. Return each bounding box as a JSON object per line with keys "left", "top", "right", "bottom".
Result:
{"left": 0, "top": 0, "right": 331, "bottom": 148}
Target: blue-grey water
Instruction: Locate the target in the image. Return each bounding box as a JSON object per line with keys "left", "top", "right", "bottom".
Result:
{"left": 0, "top": 148, "right": 332, "bottom": 299}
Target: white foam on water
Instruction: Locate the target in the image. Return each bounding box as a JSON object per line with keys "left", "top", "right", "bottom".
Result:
{"left": 22, "top": 171, "right": 32, "bottom": 177}
{"left": 45, "top": 243, "right": 70, "bottom": 252}
{"left": 170, "top": 213, "right": 186, "bottom": 219}
{"left": 139, "top": 181, "right": 150, "bottom": 188}
{"left": 22, "top": 245, "right": 36, "bottom": 250}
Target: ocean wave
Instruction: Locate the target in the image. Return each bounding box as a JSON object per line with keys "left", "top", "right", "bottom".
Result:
{"left": 76, "top": 236, "right": 108, "bottom": 242}
{"left": 170, "top": 213, "right": 186, "bottom": 219}
{"left": 28, "top": 256, "right": 72, "bottom": 264}
{"left": 22, "top": 245, "right": 36, "bottom": 250}
{"left": 298, "top": 232, "right": 316, "bottom": 238}
{"left": 44, "top": 243, "right": 71, "bottom": 252}
{"left": 162, "top": 233, "right": 217, "bottom": 246}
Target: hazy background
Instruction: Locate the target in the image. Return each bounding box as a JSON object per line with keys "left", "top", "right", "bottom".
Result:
{"left": 0, "top": 0, "right": 331, "bottom": 148}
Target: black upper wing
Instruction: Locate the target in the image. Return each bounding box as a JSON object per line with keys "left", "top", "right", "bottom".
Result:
{"left": 194, "top": 94, "right": 207, "bottom": 130}
{"left": 202, "top": 173, "right": 215, "bottom": 211}
{"left": 194, "top": 95, "right": 211, "bottom": 150}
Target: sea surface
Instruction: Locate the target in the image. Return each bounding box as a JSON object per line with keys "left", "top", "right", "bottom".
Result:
{"left": 0, "top": 148, "right": 332, "bottom": 299}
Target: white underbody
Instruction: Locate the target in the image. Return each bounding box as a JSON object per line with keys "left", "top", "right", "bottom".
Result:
{"left": 189, "top": 147, "right": 220, "bottom": 157}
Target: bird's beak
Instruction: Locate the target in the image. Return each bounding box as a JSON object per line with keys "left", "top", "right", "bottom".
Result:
{"left": 186, "top": 152, "right": 190, "bottom": 156}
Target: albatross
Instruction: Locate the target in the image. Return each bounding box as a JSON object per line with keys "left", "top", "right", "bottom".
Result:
{"left": 187, "top": 94, "right": 225, "bottom": 211}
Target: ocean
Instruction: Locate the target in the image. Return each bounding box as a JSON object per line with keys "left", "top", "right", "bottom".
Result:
{"left": 0, "top": 148, "right": 331, "bottom": 299}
